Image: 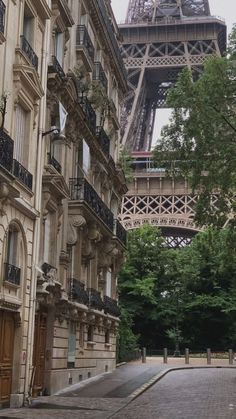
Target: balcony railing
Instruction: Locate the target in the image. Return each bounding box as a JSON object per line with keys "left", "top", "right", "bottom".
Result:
{"left": 69, "top": 178, "right": 114, "bottom": 232}
{"left": 96, "top": 0, "right": 127, "bottom": 79}
{"left": 76, "top": 25, "right": 95, "bottom": 62}
{"left": 114, "top": 219, "right": 127, "bottom": 246}
{"left": 0, "top": 0, "right": 5, "bottom": 34}
{"left": 104, "top": 295, "right": 120, "bottom": 317}
{"left": 4, "top": 263, "right": 21, "bottom": 286}
{"left": 48, "top": 55, "right": 65, "bottom": 79}
{"left": 13, "top": 159, "right": 33, "bottom": 190}
{"left": 0, "top": 129, "right": 13, "bottom": 172}
{"left": 71, "top": 279, "right": 89, "bottom": 305}
{"left": 88, "top": 288, "right": 104, "bottom": 311}
{"left": 20, "top": 35, "right": 38, "bottom": 71}
{"left": 93, "top": 62, "right": 108, "bottom": 92}
{"left": 78, "top": 96, "right": 96, "bottom": 133}
{"left": 96, "top": 126, "right": 110, "bottom": 158}
{"left": 47, "top": 153, "right": 62, "bottom": 173}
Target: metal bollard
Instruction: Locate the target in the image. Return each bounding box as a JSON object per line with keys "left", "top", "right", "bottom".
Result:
{"left": 229, "top": 349, "right": 234, "bottom": 365}
{"left": 163, "top": 348, "right": 168, "bottom": 364}
{"left": 185, "top": 348, "right": 189, "bottom": 364}
{"left": 207, "top": 348, "right": 211, "bottom": 365}
{"left": 142, "top": 347, "right": 146, "bottom": 363}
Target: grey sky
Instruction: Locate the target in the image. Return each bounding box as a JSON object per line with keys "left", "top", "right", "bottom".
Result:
{"left": 111, "top": 0, "right": 235, "bottom": 33}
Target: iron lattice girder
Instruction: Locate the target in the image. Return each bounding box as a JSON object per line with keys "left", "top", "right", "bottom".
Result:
{"left": 119, "top": 11, "right": 226, "bottom": 150}
{"left": 126, "top": 0, "right": 210, "bottom": 24}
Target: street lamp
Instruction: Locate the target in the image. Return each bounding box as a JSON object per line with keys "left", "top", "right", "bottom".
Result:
{"left": 173, "top": 282, "right": 181, "bottom": 357}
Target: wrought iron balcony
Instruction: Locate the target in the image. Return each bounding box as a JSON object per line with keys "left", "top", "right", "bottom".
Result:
{"left": 13, "top": 159, "right": 33, "bottom": 190}
{"left": 76, "top": 25, "right": 95, "bottom": 62}
{"left": 20, "top": 35, "right": 38, "bottom": 71}
{"left": 4, "top": 263, "right": 21, "bottom": 286}
{"left": 96, "top": 0, "right": 127, "bottom": 79}
{"left": 114, "top": 219, "right": 127, "bottom": 246}
{"left": 48, "top": 55, "right": 65, "bottom": 79}
{"left": 69, "top": 178, "right": 114, "bottom": 232}
{"left": 88, "top": 288, "right": 104, "bottom": 311}
{"left": 96, "top": 126, "right": 110, "bottom": 158}
{"left": 71, "top": 279, "right": 89, "bottom": 305}
{"left": 78, "top": 96, "right": 96, "bottom": 133}
{"left": 104, "top": 295, "right": 120, "bottom": 317}
{"left": 0, "top": 129, "right": 13, "bottom": 172}
{"left": 0, "top": 0, "right": 5, "bottom": 34}
{"left": 47, "top": 153, "right": 62, "bottom": 173}
{"left": 93, "top": 62, "right": 108, "bottom": 92}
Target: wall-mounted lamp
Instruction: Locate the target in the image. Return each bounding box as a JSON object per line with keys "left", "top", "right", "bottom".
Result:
{"left": 42, "top": 126, "right": 60, "bottom": 137}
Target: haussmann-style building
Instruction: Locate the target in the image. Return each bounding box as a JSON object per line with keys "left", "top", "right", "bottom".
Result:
{"left": 0, "top": 0, "right": 127, "bottom": 407}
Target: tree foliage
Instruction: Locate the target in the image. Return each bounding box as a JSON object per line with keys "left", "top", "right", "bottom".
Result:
{"left": 153, "top": 26, "right": 236, "bottom": 226}
{"left": 119, "top": 225, "right": 236, "bottom": 351}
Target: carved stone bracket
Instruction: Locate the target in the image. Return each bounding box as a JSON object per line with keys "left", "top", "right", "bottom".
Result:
{"left": 67, "top": 214, "right": 86, "bottom": 245}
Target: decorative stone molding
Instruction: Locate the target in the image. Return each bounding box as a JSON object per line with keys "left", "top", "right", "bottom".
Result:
{"left": 67, "top": 214, "right": 86, "bottom": 245}
{"left": 0, "top": 182, "right": 10, "bottom": 215}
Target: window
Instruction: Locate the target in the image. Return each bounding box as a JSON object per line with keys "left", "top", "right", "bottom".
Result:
{"left": 43, "top": 212, "right": 56, "bottom": 265}
{"left": 79, "top": 324, "right": 84, "bottom": 347}
{"left": 4, "top": 223, "right": 22, "bottom": 286}
{"left": 87, "top": 325, "right": 94, "bottom": 342}
{"left": 105, "top": 330, "right": 110, "bottom": 344}
{"left": 106, "top": 270, "right": 112, "bottom": 297}
{"left": 68, "top": 322, "right": 76, "bottom": 368}
{"left": 14, "top": 104, "right": 29, "bottom": 166}
{"left": 23, "top": 3, "right": 34, "bottom": 45}
{"left": 82, "top": 140, "right": 90, "bottom": 176}
{"left": 6, "top": 226, "right": 18, "bottom": 267}
{"left": 55, "top": 32, "right": 64, "bottom": 66}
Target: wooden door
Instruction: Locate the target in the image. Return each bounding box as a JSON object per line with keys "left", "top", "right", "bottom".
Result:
{"left": 0, "top": 310, "right": 15, "bottom": 406}
{"left": 32, "top": 313, "right": 47, "bottom": 396}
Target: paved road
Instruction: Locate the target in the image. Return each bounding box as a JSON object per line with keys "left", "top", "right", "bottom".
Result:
{"left": 1, "top": 359, "right": 236, "bottom": 418}
{"left": 112, "top": 368, "right": 236, "bottom": 419}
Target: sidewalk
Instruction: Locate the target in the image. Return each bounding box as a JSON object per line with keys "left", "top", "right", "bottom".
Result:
{"left": 0, "top": 357, "right": 235, "bottom": 419}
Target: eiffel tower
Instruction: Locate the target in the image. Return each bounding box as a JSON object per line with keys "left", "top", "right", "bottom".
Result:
{"left": 119, "top": 0, "right": 226, "bottom": 246}
{"left": 120, "top": 0, "right": 226, "bottom": 151}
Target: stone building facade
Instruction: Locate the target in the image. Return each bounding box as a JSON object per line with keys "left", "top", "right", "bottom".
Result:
{"left": 0, "top": 0, "right": 127, "bottom": 407}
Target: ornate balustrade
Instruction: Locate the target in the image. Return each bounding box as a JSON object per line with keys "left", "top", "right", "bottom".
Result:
{"left": 47, "top": 153, "right": 62, "bottom": 173}
{"left": 76, "top": 25, "right": 95, "bottom": 62}
{"left": 13, "top": 159, "right": 33, "bottom": 190}
{"left": 114, "top": 219, "right": 127, "bottom": 246}
{"left": 78, "top": 96, "right": 96, "bottom": 133}
{"left": 20, "top": 35, "right": 38, "bottom": 70}
{"left": 71, "top": 279, "right": 89, "bottom": 305}
{"left": 48, "top": 55, "right": 65, "bottom": 79}
{"left": 4, "top": 263, "right": 21, "bottom": 286}
{"left": 0, "top": 0, "right": 5, "bottom": 34}
{"left": 88, "top": 288, "right": 104, "bottom": 311}
{"left": 96, "top": 126, "right": 110, "bottom": 158}
{"left": 0, "top": 129, "right": 13, "bottom": 172}
{"left": 104, "top": 295, "right": 120, "bottom": 317}
{"left": 69, "top": 178, "right": 114, "bottom": 231}
{"left": 93, "top": 62, "right": 108, "bottom": 91}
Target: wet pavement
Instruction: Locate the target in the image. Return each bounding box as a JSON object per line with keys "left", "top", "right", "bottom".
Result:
{"left": 0, "top": 357, "right": 236, "bottom": 418}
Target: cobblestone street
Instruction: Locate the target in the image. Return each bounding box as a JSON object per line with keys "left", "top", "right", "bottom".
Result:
{"left": 1, "top": 359, "right": 236, "bottom": 418}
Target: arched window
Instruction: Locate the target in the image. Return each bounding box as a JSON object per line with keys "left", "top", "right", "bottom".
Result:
{"left": 4, "top": 223, "right": 22, "bottom": 286}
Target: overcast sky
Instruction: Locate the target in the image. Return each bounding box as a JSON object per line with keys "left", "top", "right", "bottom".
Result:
{"left": 111, "top": 0, "right": 235, "bottom": 145}
{"left": 111, "top": 0, "right": 235, "bottom": 32}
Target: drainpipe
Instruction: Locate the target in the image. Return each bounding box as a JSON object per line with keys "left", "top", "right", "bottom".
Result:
{"left": 24, "top": 4, "right": 51, "bottom": 404}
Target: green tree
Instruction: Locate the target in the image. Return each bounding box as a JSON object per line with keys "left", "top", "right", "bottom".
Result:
{"left": 119, "top": 225, "right": 186, "bottom": 349}
{"left": 153, "top": 27, "right": 236, "bottom": 226}
{"left": 119, "top": 225, "right": 236, "bottom": 352}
